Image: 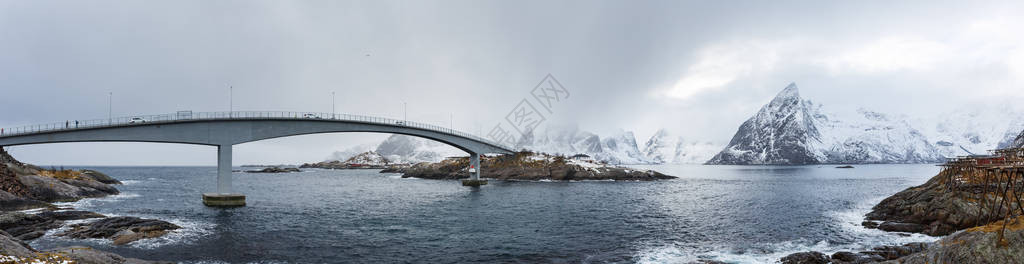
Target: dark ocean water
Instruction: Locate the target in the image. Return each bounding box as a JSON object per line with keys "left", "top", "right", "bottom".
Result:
{"left": 26, "top": 165, "right": 941, "bottom": 263}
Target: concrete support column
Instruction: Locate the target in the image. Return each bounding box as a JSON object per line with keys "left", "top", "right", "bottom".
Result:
{"left": 203, "top": 144, "right": 246, "bottom": 207}
{"left": 217, "top": 144, "right": 233, "bottom": 193}
{"left": 470, "top": 152, "right": 481, "bottom": 180}
{"left": 462, "top": 152, "right": 487, "bottom": 187}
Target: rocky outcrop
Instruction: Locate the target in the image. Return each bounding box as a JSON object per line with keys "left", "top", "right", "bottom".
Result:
{"left": 244, "top": 167, "right": 301, "bottom": 173}
{"left": 0, "top": 163, "right": 31, "bottom": 197}
{"left": 0, "top": 230, "right": 170, "bottom": 263}
{"left": 51, "top": 246, "right": 174, "bottom": 264}
{"left": 0, "top": 150, "right": 120, "bottom": 206}
{"left": 893, "top": 216, "right": 1024, "bottom": 263}
{"left": 0, "top": 190, "right": 51, "bottom": 211}
{"left": 864, "top": 172, "right": 998, "bottom": 236}
{"left": 0, "top": 230, "right": 35, "bottom": 258}
{"left": 1, "top": 211, "right": 105, "bottom": 241}
{"left": 1, "top": 211, "right": 64, "bottom": 241}
{"left": 301, "top": 160, "right": 388, "bottom": 169}
{"left": 59, "top": 216, "right": 181, "bottom": 245}
{"left": 81, "top": 169, "right": 122, "bottom": 184}
{"left": 18, "top": 174, "right": 119, "bottom": 202}
{"left": 780, "top": 251, "right": 830, "bottom": 264}
{"left": 302, "top": 151, "right": 393, "bottom": 169}
{"left": 399, "top": 152, "right": 674, "bottom": 181}
{"left": 779, "top": 243, "right": 928, "bottom": 264}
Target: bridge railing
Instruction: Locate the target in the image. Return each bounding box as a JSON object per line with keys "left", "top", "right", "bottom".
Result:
{"left": 0, "top": 111, "right": 513, "bottom": 151}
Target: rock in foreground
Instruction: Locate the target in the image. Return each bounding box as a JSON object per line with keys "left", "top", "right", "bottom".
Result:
{"left": 1, "top": 211, "right": 104, "bottom": 241}
{"left": 398, "top": 152, "right": 675, "bottom": 181}
{"left": 779, "top": 242, "right": 928, "bottom": 264}
{"left": 1, "top": 230, "right": 170, "bottom": 263}
{"left": 865, "top": 172, "right": 999, "bottom": 236}
{"left": 895, "top": 216, "right": 1024, "bottom": 263}
{"left": 59, "top": 216, "right": 181, "bottom": 245}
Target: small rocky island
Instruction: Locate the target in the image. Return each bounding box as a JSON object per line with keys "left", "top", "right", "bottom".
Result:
{"left": 0, "top": 148, "right": 176, "bottom": 263}
{"left": 301, "top": 151, "right": 394, "bottom": 169}
{"left": 244, "top": 167, "right": 301, "bottom": 173}
{"left": 390, "top": 151, "right": 675, "bottom": 181}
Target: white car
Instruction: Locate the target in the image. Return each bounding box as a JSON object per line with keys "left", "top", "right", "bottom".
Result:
{"left": 302, "top": 113, "right": 321, "bottom": 119}
{"left": 129, "top": 117, "right": 147, "bottom": 124}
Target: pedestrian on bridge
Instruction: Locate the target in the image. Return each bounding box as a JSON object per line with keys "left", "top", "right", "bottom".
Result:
{"left": 75, "top": 120, "right": 79, "bottom": 128}
{"left": 65, "top": 121, "right": 69, "bottom": 129}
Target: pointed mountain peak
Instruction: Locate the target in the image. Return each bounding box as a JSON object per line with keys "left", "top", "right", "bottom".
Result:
{"left": 777, "top": 82, "right": 799, "bottom": 98}
{"left": 766, "top": 82, "right": 802, "bottom": 107}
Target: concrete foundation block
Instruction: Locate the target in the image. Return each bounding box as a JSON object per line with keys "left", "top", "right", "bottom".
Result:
{"left": 461, "top": 179, "right": 488, "bottom": 187}
{"left": 202, "top": 193, "right": 246, "bottom": 207}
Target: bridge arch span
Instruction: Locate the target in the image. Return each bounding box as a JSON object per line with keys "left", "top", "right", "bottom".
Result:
{"left": 0, "top": 112, "right": 513, "bottom": 205}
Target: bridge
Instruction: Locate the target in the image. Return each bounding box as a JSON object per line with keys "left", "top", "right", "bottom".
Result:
{"left": 0, "top": 111, "right": 515, "bottom": 206}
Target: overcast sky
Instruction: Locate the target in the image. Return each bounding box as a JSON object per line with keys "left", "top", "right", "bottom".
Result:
{"left": 3, "top": 0, "right": 1024, "bottom": 165}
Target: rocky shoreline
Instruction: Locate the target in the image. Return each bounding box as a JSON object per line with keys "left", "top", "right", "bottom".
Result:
{"left": 779, "top": 169, "right": 1024, "bottom": 263}
{"left": 0, "top": 149, "right": 174, "bottom": 263}
{"left": 389, "top": 152, "right": 675, "bottom": 181}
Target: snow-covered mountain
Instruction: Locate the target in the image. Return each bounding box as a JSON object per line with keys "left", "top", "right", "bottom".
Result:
{"left": 1013, "top": 130, "right": 1024, "bottom": 148}
{"left": 514, "top": 126, "right": 650, "bottom": 164}
{"left": 642, "top": 129, "right": 720, "bottom": 164}
{"left": 707, "top": 83, "right": 946, "bottom": 165}
{"left": 913, "top": 106, "right": 1024, "bottom": 156}
{"left": 374, "top": 135, "right": 464, "bottom": 163}
{"left": 321, "top": 125, "right": 722, "bottom": 165}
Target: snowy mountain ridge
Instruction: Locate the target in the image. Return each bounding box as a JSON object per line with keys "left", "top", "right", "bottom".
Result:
{"left": 708, "top": 83, "right": 1024, "bottom": 165}
{"left": 323, "top": 128, "right": 722, "bottom": 165}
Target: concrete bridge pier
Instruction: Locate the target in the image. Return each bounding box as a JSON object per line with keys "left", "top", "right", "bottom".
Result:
{"left": 202, "top": 144, "right": 246, "bottom": 207}
{"left": 462, "top": 152, "right": 487, "bottom": 187}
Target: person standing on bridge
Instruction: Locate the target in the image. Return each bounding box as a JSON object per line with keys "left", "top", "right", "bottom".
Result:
{"left": 65, "top": 121, "right": 69, "bottom": 129}
{"left": 75, "top": 120, "right": 79, "bottom": 128}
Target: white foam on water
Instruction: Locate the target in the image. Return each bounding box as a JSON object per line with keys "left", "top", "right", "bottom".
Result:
{"left": 126, "top": 217, "right": 217, "bottom": 250}
{"left": 636, "top": 240, "right": 840, "bottom": 264}
{"left": 634, "top": 196, "right": 941, "bottom": 264}
{"left": 827, "top": 196, "right": 940, "bottom": 247}
{"left": 52, "top": 192, "right": 141, "bottom": 210}
{"left": 120, "top": 180, "right": 142, "bottom": 185}
{"left": 37, "top": 216, "right": 216, "bottom": 250}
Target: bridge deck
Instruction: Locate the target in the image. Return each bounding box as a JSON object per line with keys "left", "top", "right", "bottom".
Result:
{"left": 0, "top": 111, "right": 512, "bottom": 152}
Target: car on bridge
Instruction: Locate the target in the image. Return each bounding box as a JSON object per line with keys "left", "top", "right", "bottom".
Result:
{"left": 129, "top": 117, "right": 147, "bottom": 124}
{"left": 302, "top": 113, "right": 321, "bottom": 119}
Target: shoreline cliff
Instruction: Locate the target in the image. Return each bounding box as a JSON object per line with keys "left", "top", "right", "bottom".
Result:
{"left": 0, "top": 149, "right": 177, "bottom": 263}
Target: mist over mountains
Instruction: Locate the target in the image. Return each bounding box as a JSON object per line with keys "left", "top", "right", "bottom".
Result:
{"left": 322, "top": 83, "right": 1024, "bottom": 166}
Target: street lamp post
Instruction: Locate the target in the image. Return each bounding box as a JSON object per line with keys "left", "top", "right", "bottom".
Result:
{"left": 332, "top": 91, "right": 336, "bottom": 119}
{"left": 108, "top": 92, "right": 112, "bottom": 124}
{"left": 403, "top": 102, "right": 407, "bottom": 124}
{"left": 229, "top": 86, "right": 233, "bottom": 118}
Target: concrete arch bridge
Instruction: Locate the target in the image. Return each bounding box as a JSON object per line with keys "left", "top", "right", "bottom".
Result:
{"left": 0, "top": 111, "right": 514, "bottom": 206}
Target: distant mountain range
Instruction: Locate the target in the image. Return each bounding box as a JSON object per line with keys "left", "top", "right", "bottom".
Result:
{"left": 322, "top": 128, "right": 721, "bottom": 165}
{"left": 320, "top": 83, "right": 1024, "bottom": 165}
{"left": 707, "top": 83, "right": 1024, "bottom": 165}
